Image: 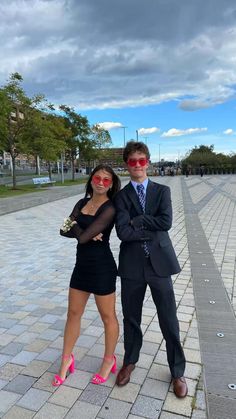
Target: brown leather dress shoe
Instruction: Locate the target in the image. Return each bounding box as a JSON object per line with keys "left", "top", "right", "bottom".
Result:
{"left": 172, "top": 377, "right": 188, "bottom": 398}
{"left": 116, "top": 364, "right": 135, "bottom": 386}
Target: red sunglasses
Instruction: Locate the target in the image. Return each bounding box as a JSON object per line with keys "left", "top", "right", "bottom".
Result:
{"left": 127, "top": 158, "right": 148, "bottom": 167}
{"left": 92, "top": 175, "right": 112, "bottom": 188}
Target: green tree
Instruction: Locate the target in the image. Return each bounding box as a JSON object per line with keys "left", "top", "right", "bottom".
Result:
{"left": 59, "top": 105, "right": 90, "bottom": 180}
{"left": 80, "top": 125, "right": 112, "bottom": 171}
{"left": 23, "top": 110, "right": 70, "bottom": 177}
{"left": 0, "top": 73, "right": 43, "bottom": 188}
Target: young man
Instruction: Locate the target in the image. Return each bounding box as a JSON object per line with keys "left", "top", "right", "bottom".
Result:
{"left": 114, "top": 141, "right": 187, "bottom": 398}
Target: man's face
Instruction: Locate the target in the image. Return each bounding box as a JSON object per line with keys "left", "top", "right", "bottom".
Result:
{"left": 125, "top": 152, "right": 149, "bottom": 182}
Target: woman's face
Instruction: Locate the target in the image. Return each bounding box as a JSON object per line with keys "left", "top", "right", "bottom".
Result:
{"left": 91, "top": 169, "right": 113, "bottom": 196}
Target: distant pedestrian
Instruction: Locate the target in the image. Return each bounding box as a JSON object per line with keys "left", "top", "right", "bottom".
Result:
{"left": 185, "top": 168, "right": 189, "bottom": 178}
{"left": 200, "top": 167, "right": 204, "bottom": 177}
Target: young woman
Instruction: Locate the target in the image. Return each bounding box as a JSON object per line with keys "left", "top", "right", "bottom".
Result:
{"left": 52, "top": 164, "right": 121, "bottom": 387}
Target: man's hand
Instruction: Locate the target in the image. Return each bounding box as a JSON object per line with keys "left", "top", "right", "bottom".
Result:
{"left": 92, "top": 233, "right": 103, "bottom": 241}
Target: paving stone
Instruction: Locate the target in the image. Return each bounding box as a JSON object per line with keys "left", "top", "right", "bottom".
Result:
{"left": 195, "top": 389, "right": 207, "bottom": 411}
{"left": 22, "top": 360, "right": 51, "bottom": 378}
{"left": 40, "top": 314, "right": 61, "bottom": 324}
{"left": 14, "top": 332, "right": 39, "bottom": 344}
{"left": 76, "top": 335, "right": 98, "bottom": 348}
{"left": 140, "top": 341, "right": 159, "bottom": 356}
{"left": 87, "top": 344, "right": 106, "bottom": 358}
{"left": 143, "top": 330, "right": 163, "bottom": 344}
{"left": 83, "top": 325, "right": 104, "bottom": 337}
{"left": 160, "top": 412, "right": 188, "bottom": 419}
{"left": 98, "top": 397, "right": 132, "bottom": 418}
{"left": 163, "top": 393, "right": 193, "bottom": 417}
{"left": 185, "top": 362, "right": 202, "bottom": 380}
{"left": 140, "top": 378, "right": 169, "bottom": 400}
{"left": 0, "top": 342, "right": 24, "bottom": 356}
{"left": 19, "top": 316, "right": 37, "bottom": 326}
{"left": 2, "top": 405, "right": 35, "bottom": 419}
{"left": 0, "top": 354, "right": 12, "bottom": 367}
{"left": 184, "top": 348, "right": 202, "bottom": 364}
{"left": 49, "top": 385, "right": 81, "bottom": 408}
{"left": 131, "top": 395, "right": 163, "bottom": 418}
{"left": 65, "top": 400, "right": 100, "bottom": 419}
{"left": 148, "top": 363, "right": 171, "bottom": 382}
{"left": 110, "top": 382, "right": 140, "bottom": 403}
{"left": 4, "top": 375, "right": 36, "bottom": 394}
{"left": 0, "top": 363, "right": 24, "bottom": 381}
{"left": 33, "top": 371, "right": 58, "bottom": 392}
{"left": 79, "top": 383, "right": 111, "bottom": 406}
{"left": 77, "top": 356, "right": 102, "bottom": 374}
{"left": 63, "top": 370, "right": 91, "bottom": 390}
{"left": 36, "top": 348, "right": 61, "bottom": 362}
{"left": 33, "top": 402, "right": 69, "bottom": 418}
{"left": 191, "top": 409, "right": 208, "bottom": 418}
{"left": 17, "top": 388, "right": 51, "bottom": 411}
{"left": 28, "top": 323, "right": 50, "bottom": 333}
{"left": 39, "top": 329, "right": 61, "bottom": 341}
{"left": 0, "top": 334, "right": 16, "bottom": 346}
{"left": 0, "top": 379, "right": 8, "bottom": 390}
{"left": 25, "top": 339, "right": 50, "bottom": 352}
{"left": 0, "top": 390, "right": 21, "bottom": 415}
{"left": 130, "top": 366, "right": 148, "bottom": 385}
{"left": 11, "top": 350, "right": 38, "bottom": 366}
{"left": 137, "top": 353, "right": 154, "bottom": 369}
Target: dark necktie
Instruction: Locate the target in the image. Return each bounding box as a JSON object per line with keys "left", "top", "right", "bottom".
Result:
{"left": 137, "top": 184, "right": 149, "bottom": 257}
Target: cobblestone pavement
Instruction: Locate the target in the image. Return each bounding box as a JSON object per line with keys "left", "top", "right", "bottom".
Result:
{"left": 0, "top": 175, "right": 236, "bottom": 418}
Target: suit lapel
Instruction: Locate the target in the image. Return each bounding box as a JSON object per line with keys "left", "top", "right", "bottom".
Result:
{"left": 145, "top": 180, "right": 157, "bottom": 214}
{"left": 126, "top": 182, "right": 143, "bottom": 214}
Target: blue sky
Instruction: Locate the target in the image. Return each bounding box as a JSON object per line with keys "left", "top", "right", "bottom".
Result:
{"left": 84, "top": 99, "right": 236, "bottom": 162}
{"left": 1, "top": 0, "right": 236, "bottom": 162}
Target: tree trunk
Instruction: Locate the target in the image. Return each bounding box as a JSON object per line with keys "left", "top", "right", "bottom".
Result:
{"left": 36, "top": 155, "right": 40, "bottom": 175}
{"left": 12, "top": 154, "right": 17, "bottom": 189}
{"left": 71, "top": 155, "right": 75, "bottom": 181}
{"left": 48, "top": 161, "right": 52, "bottom": 180}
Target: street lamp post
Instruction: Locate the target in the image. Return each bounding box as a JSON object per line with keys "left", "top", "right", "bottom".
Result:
{"left": 122, "top": 126, "right": 127, "bottom": 147}
{"left": 136, "top": 130, "right": 139, "bottom": 141}
{"left": 159, "top": 144, "right": 161, "bottom": 165}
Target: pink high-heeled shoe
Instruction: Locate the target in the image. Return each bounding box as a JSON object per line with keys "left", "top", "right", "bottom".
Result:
{"left": 91, "top": 355, "right": 117, "bottom": 385}
{"left": 52, "top": 353, "right": 75, "bottom": 387}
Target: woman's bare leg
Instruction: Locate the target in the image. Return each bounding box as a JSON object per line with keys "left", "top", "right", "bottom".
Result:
{"left": 94, "top": 292, "right": 119, "bottom": 378}
{"left": 57, "top": 288, "right": 90, "bottom": 380}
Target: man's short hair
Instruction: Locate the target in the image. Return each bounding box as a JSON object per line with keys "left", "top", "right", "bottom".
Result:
{"left": 123, "top": 141, "right": 150, "bottom": 162}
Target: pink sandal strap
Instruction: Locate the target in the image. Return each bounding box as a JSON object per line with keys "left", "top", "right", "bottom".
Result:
{"left": 52, "top": 374, "right": 64, "bottom": 385}
{"left": 104, "top": 354, "right": 115, "bottom": 362}
{"left": 92, "top": 373, "right": 106, "bottom": 384}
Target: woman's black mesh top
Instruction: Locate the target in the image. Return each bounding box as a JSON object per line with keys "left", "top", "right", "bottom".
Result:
{"left": 60, "top": 198, "right": 117, "bottom": 295}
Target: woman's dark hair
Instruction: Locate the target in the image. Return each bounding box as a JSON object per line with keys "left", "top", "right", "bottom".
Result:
{"left": 123, "top": 141, "right": 150, "bottom": 162}
{"left": 85, "top": 164, "right": 121, "bottom": 200}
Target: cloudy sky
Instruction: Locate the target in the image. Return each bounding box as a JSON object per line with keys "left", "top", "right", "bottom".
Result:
{"left": 1, "top": 0, "right": 236, "bottom": 161}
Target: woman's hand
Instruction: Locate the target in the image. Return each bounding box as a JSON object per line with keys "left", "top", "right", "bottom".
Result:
{"left": 92, "top": 233, "right": 103, "bottom": 241}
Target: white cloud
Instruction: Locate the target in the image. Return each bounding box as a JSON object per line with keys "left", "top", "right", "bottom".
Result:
{"left": 138, "top": 127, "right": 160, "bottom": 135}
{"left": 97, "top": 122, "right": 123, "bottom": 130}
{"left": 161, "top": 128, "right": 208, "bottom": 137}
{"left": 1, "top": 1, "right": 236, "bottom": 110}
{"left": 223, "top": 128, "right": 234, "bottom": 135}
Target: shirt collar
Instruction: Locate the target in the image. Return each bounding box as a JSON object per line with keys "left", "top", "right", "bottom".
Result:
{"left": 131, "top": 178, "right": 149, "bottom": 194}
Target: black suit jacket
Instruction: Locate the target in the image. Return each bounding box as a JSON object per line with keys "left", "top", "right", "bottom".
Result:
{"left": 114, "top": 179, "right": 181, "bottom": 278}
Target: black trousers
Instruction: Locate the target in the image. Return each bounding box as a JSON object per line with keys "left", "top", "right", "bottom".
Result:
{"left": 121, "top": 258, "right": 185, "bottom": 378}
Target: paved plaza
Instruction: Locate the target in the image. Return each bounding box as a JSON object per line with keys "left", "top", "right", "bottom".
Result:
{"left": 0, "top": 175, "right": 236, "bottom": 418}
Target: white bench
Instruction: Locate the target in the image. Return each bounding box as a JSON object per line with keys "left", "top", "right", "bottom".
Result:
{"left": 32, "top": 177, "right": 56, "bottom": 187}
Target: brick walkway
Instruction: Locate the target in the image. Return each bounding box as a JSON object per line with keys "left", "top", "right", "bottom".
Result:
{"left": 0, "top": 175, "right": 235, "bottom": 418}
